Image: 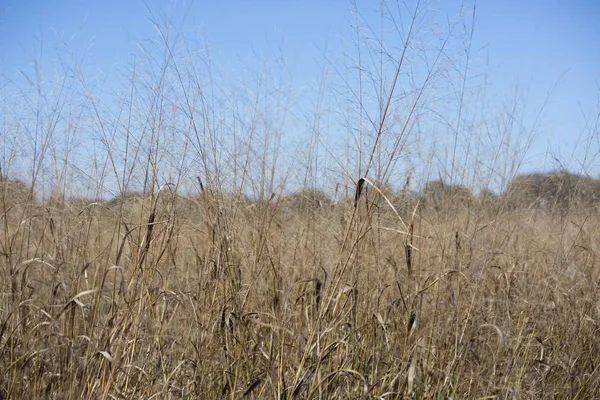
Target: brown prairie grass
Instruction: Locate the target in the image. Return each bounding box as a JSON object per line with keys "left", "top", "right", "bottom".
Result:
{"left": 2, "top": 0, "right": 596, "bottom": 396}
{"left": 2, "top": 185, "right": 600, "bottom": 399}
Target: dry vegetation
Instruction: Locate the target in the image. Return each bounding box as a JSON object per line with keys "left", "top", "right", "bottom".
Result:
{"left": 2, "top": 1, "right": 600, "bottom": 398}
{"left": 2, "top": 180, "right": 600, "bottom": 399}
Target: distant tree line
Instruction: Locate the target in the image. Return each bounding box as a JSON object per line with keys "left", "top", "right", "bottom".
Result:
{"left": 273, "top": 171, "right": 600, "bottom": 214}
{"left": 413, "top": 171, "right": 600, "bottom": 211}
{"left": 503, "top": 171, "right": 600, "bottom": 210}
{"left": 3, "top": 171, "right": 600, "bottom": 213}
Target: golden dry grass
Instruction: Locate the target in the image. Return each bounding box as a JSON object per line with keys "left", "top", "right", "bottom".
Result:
{"left": 2, "top": 185, "right": 600, "bottom": 399}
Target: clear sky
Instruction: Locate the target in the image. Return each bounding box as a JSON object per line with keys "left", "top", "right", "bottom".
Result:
{"left": 0, "top": 0, "right": 599, "bottom": 194}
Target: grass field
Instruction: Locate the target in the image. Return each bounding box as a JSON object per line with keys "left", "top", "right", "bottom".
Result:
{"left": 2, "top": 1, "right": 599, "bottom": 398}
{"left": 2, "top": 179, "right": 600, "bottom": 398}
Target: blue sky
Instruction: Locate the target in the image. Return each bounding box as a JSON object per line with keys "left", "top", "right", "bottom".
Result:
{"left": 0, "top": 0, "right": 599, "bottom": 194}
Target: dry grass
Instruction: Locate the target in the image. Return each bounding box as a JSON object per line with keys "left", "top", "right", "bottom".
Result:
{"left": 2, "top": 2, "right": 599, "bottom": 398}
{"left": 2, "top": 185, "right": 600, "bottom": 399}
